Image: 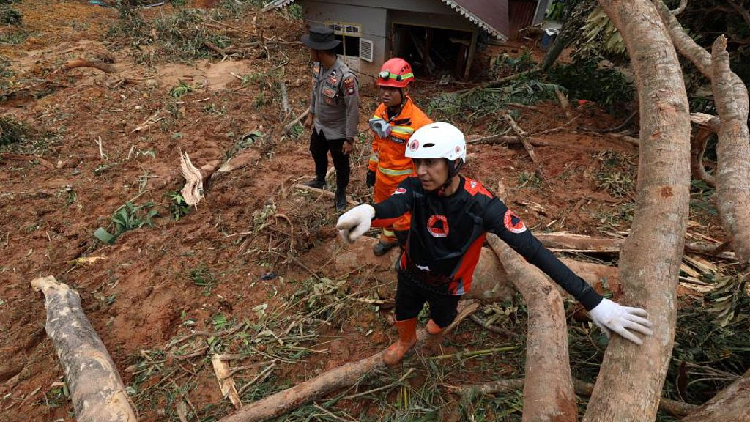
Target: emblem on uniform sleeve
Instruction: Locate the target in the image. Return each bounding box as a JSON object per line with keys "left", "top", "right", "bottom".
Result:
{"left": 343, "top": 76, "right": 356, "bottom": 96}
{"left": 394, "top": 187, "right": 406, "bottom": 195}
{"left": 427, "top": 215, "right": 449, "bottom": 238}
{"left": 503, "top": 210, "right": 527, "bottom": 234}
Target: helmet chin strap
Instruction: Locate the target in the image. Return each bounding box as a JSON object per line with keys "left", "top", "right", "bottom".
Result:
{"left": 437, "top": 159, "right": 464, "bottom": 196}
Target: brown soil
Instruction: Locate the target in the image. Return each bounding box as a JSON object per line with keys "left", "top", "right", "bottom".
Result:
{"left": 0, "top": 2, "right": 725, "bottom": 422}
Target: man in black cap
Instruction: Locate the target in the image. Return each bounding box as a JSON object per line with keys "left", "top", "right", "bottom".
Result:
{"left": 302, "top": 26, "right": 360, "bottom": 211}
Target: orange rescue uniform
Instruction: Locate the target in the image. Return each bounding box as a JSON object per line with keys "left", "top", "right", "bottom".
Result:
{"left": 368, "top": 97, "right": 432, "bottom": 243}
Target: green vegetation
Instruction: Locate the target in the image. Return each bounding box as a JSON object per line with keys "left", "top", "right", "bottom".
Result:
{"left": 547, "top": 59, "right": 635, "bottom": 115}
{"left": 166, "top": 190, "right": 190, "bottom": 221}
{"left": 0, "top": 116, "right": 31, "bottom": 146}
{"left": 428, "top": 79, "right": 564, "bottom": 125}
{"left": 93, "top": 201, "right": 158, "bottom": 244}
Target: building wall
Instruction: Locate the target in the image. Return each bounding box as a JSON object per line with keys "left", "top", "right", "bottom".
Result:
{"left": 301, "top": 0, "right": 388, "bottom": 84}
{"left": 299, "top": 0, "right": 483, "bottom": 84}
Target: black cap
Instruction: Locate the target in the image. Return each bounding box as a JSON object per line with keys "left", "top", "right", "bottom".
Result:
{"left": 301, "top": 26, "right": 341, "bottom": 50}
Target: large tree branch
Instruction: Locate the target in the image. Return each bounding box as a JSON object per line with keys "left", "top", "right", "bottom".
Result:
{"left": 486, "top": 234, "right": 577, "bottom": 422}
{"left": 682, "top": 368, "right": 750, "bottom": 422}
{"left": 31, "top": 276, "right": 137, "bottom": 422}
{"left": 584, "top": 0, "right": 691, "bottom": 421}
{"left": 710, "top": 36, "right": 750, "bottom": 265}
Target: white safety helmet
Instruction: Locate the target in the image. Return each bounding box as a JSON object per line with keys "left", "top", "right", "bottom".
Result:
{"left": 405, "top": 122, "right": 467, "bottom": 162}
{"left": 406, "top": 122, "right": 466, "bottom": 185}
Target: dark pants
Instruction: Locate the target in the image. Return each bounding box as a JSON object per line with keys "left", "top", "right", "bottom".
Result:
{"left": 310, "top": 128, "right": 349, "bottom": 191}
{"left": 395, "top": 271, "right": 461, "bottom": 327}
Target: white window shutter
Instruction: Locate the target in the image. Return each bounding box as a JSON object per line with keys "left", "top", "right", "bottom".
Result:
{"left": 360, "top": 38, "right": 374, "bottom": 62}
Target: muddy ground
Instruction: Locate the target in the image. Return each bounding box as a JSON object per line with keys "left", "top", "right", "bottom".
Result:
{"left": 0, "top": 1, "right": 733, "bottom": 422}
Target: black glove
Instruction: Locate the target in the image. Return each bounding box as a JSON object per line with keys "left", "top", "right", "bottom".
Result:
{"left": 366, "top": 170, "right": 376, "bottom": 188}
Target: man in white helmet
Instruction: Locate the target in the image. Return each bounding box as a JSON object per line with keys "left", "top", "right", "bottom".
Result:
{"left": 336, "top": 122, "right": 653, "bottom": 365}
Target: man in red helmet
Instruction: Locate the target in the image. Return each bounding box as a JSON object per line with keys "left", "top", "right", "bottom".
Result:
{"left": 367, "top": 58, "right": 432, "bottom": 256}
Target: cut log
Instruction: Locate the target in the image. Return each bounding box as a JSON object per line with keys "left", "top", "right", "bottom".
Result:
{"left": 217, "top": 302, "right": 479, "bottom": 422}
{"left": 682, "top": 368, "right": 750, "bottom": 422}
{"left": 31, "top": 276, "right": 137, "bottom": 422}
{"left": 534, "top": 233, "right": 624, "bottom": 253}
{"left": 486, "top": 233, "right": 577, "bottom": 422}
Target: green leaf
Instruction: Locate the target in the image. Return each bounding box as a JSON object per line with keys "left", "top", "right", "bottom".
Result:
{"left": 94, "top": 227, "right": 116, "bottom": 244}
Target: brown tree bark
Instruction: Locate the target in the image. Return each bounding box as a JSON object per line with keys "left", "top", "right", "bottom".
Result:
{"left": 681, "top": 368, "right": 750, "bottom": 422}
{"left": 710, "top": 36, "right": 750, "bottom": 265}
{"left": 655, "top": 0, "right": 750, "bottom": 266}
{"left": 583, "top": 0, "right": 691, "bottom": 421}
{"left": 31, "top": 276, "right": 137, "bottom": 422}
{"left": 487, "top": 234, "right": 577, "bottom": 422}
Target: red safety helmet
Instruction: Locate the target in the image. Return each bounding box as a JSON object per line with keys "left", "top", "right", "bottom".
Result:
{"left": 377, "top": 58, "right": 414, "bottom": 88}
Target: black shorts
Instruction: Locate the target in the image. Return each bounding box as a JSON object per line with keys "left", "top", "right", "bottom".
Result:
{"left": 395, "top": 271, "right": 461, "bottom": 328}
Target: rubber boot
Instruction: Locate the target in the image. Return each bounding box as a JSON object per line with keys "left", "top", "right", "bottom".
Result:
{"left": 335, "top": 188, "right": 347, "bottom": 211}
{"left": 304, "top": 176, "right": 326, "bottom": 189}
{"left": 383, "top": 317, "right": 418, "bottom": 366}
{"left": 373, "top": 241, "right": 398, "bottom": 256}
{"left": 426, "top": 319, "right": 443, "bottom": 335}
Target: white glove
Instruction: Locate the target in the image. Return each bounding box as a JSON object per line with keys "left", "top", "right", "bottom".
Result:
{"left": 336, "top": 204, "right": 375, "bottom": 243}
{"left": 589, "top": 298, "right": 654, "bottom": 345}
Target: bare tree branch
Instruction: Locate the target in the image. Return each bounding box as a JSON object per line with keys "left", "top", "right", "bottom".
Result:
{"left": 726, "top": 0, "right": 750, "bottom": 31}
{"left": 672, "top": 0, "right": 688, "bottom": 15}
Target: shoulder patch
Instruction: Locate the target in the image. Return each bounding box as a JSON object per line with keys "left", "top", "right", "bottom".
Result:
{"left": 343, "top": 76, "right": 357, "bottom": 96}
{"left": 503, "top": 210, "right": 527, "bottom": 234}
{"left": 464, "top": 178, "right": 492, "bottom": 197}
{"left": 394, "top": 187, "right": 407, "bottom": 195}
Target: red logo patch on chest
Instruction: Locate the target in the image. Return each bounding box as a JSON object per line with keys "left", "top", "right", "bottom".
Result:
{"left": 427, "top": 215, "right": 449, "bottom": 238}
{"left": 394, "top": 188, "right": 406, "bottom": 195}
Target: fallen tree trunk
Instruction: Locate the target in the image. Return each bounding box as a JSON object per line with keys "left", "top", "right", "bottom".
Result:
{"left": 218, "top": 302, "right": 479, "bottom": 422}
{"left": 487, "top": 234, "right": 577, "bottom": 422}
{"left": 584, "top": 0, "right": 691, "bottom": 420}
{"left": 31, "top": 276, "right": 137, "bottom": 422}
{"left": 454, "top": 378, "right": 697, "bottom": 418}
{"left": 681, "top": 368, "right": 750, "bottom": 422}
